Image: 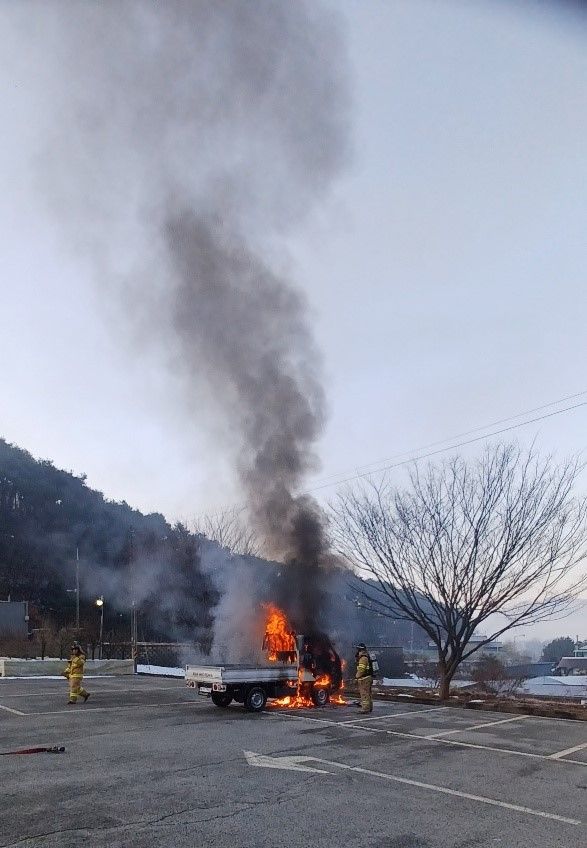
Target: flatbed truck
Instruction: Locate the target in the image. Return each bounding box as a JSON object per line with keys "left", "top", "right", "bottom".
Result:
{"left": 186, "top": 635, "right": 337, "bottom": 711}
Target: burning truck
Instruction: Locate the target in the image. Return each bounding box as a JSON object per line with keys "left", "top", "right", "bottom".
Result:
{"left": 186, "top": 604, "right": 345, "bottom": 712}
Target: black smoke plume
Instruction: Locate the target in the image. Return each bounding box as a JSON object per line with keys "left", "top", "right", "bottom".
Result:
{"left": 165, "top": 214, "right": 333, "bottom": 631}
{"left": 11, "top": 1, "right": 350, "bottom": 640}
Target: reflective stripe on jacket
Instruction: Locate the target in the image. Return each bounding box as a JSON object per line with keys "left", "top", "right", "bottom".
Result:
{"left": 355, "top": 651, "right": 371, "bottom": 679}
{"left": 65, "top": 654, "right": 86, "bottom": 679}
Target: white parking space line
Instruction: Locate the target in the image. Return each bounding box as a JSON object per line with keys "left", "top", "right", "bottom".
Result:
{"left": 340, "top": 707, "right": 448, "bottom": 724}
{"left": 548, "top": 741, "right": 587, "bottom": 760}
{"left": 0, "top": 685, "right": 185, "bottom": 699}
{"left": 23, "top": 700, "right": 202, "bottom": 716}
{"left": 310, "top": 758, "right": 581, "bottom": 826}
{"left": 271, "top": 712, "right": 587, "bottom": 766}
{"left": 426, "top": 714, "right": 530, "bottom": 738}
{"left": 0, "top": 704, "right": 26, "bottom": 715}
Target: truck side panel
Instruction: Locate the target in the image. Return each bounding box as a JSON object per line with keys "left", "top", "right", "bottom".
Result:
{"left": 185, "top": 665, "right": 298, "bottom": 685}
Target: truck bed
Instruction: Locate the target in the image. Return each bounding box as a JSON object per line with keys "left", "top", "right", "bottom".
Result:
{"left": 185, "top": 663, "right": 299, "bottom": 685}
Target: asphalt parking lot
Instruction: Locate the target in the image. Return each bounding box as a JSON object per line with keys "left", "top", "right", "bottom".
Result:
{"left": 0, "top": 676, "right": 585, "bottom": 848}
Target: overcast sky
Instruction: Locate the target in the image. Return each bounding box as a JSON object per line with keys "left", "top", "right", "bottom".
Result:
{"left": 1, "top": 1, "right": 585, "bottom": 637}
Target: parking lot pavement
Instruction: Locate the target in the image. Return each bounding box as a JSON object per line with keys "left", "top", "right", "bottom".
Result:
{"left": 0, "top": 675, "right": 190, "bottom": 716}
{"left": 0, "top": 678, "right": 585, "bottom": 848}
{"left": 308, "top": 705, "right": 587, "bottom": 762}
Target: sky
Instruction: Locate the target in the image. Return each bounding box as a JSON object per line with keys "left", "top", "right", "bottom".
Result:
{"left": 0, "top": 1, "right": 586, "bottom": 639}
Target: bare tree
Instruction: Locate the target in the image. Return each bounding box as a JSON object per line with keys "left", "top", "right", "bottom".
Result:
{"left": 192, "top": 507, "right": 260, "bottom": 557}
{"left": 416, "top": 660, "right": 441, "bottom": 689}
{"left": 331, "top": 444, "right": 587, "bottom": 699}
{"left": 471, "top": 656, "right": 527, "bottom": 698}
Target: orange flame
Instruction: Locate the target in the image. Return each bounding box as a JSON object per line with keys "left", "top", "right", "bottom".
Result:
{"left": 261, "top": 603, "right": 346, "bottom": 708}
{"left": 262, "top": 603, "right": 296, "bottom": 661}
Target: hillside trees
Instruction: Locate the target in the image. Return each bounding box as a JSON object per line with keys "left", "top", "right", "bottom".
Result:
{"left": 192, "top": 507, "right": 260, "bottom": 557}
{"left": 0, "top": 439, "right": 217, "bottom": 643}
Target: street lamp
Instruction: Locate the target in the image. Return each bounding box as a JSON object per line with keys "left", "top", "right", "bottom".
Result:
{"left": 95, "top": 596, "right": 104, "bottom": 660}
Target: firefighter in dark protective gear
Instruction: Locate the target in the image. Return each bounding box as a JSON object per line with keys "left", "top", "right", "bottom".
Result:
{"left": 355, "top": 643, "right": 373, "bottom": 713}
{"left": 62, "top": 643, "right": 90, "bottom": 705}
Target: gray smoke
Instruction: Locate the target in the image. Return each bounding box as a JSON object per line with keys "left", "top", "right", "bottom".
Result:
{"left": 166, "top": 212, "right": 334, "bottom": 630}
{"left": 12, "top": 1, "right": 350, "bottom": 639}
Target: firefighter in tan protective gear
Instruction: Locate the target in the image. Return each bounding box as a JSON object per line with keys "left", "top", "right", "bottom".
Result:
{"left": 62, "top": 643, "right": 90, "bottom": 705}
{"left": 355, "top": 642, "right": 373, "bottom": 713}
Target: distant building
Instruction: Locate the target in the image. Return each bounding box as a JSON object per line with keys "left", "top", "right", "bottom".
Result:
{"left": 467, "top": 635, "right": 503, "bottom": 654}
{"left": 420, "top": 635, "right": 502, "bottom": 661}
{"left": 556, "top": 640, "right": 587, "bottom": 675}
{"left": 505, "top": 662, "right": 555, "bottom": 679}
{"left": 0, "top": 601, "right": 29, "bottom": 639}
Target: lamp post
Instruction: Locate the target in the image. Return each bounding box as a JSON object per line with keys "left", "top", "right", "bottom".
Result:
{"left": 95, "top": 596, "right": 104, "bottom": 660}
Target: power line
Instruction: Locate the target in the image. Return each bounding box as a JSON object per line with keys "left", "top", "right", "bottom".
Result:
{"left": 192, "top": 389, "right": 587, "bottom": 521}
{"left": 307, "top": 388, "right": 587, "bottom": 490}
{"left": 307, "top": 400, "right": 587, "bottom": 494}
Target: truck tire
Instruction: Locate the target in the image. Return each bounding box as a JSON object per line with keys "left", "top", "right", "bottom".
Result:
{"left": 245, "top": 686, "right": 267, "bottom": 712}
{"left": 312, "top": 687, "right": 330, "bottom": 707}
{"left": 211, "top": 691, "right": 233, "bottom": 708}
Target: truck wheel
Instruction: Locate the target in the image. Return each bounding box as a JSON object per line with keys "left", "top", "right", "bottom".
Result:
{"left": 245, "top": 687, "right": 267, "bottom": 712}
{"left": 312, "top": 687, "right": 330, "bottom": 707}
{"left": 211, "top": 692, "right": 233, "bottom": 708}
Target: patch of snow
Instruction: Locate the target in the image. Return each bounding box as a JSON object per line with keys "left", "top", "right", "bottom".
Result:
{"left": 382, "top": 676, "right": 434, "bottom": 688}
{"left": 518, "top": 676, "right": 587, "bottom": 698}
{"left": 0, "top": 675, "right": 65, "bottom": 681}
{"left": 0, "top": 675, "right": 116, "bottom": 681}
{"left": 0, "top": 657, "right": 64, "bottom": 662}
{"left": 381, "top": 676, "right": 474, "bottom": 689}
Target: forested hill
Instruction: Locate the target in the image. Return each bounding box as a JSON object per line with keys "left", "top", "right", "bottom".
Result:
{"left": 0, "top": 438, "right": 216, "bottom": 640}
{"left": 0, "top": 439, "right": 429, "bottom": 654}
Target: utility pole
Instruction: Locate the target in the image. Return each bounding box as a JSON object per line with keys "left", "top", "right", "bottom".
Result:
{"left": 75, "top": 546, "right": 80, "bottom": 632}
{"left": 129, "top": 530, "right": 138, "bottom": 671}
